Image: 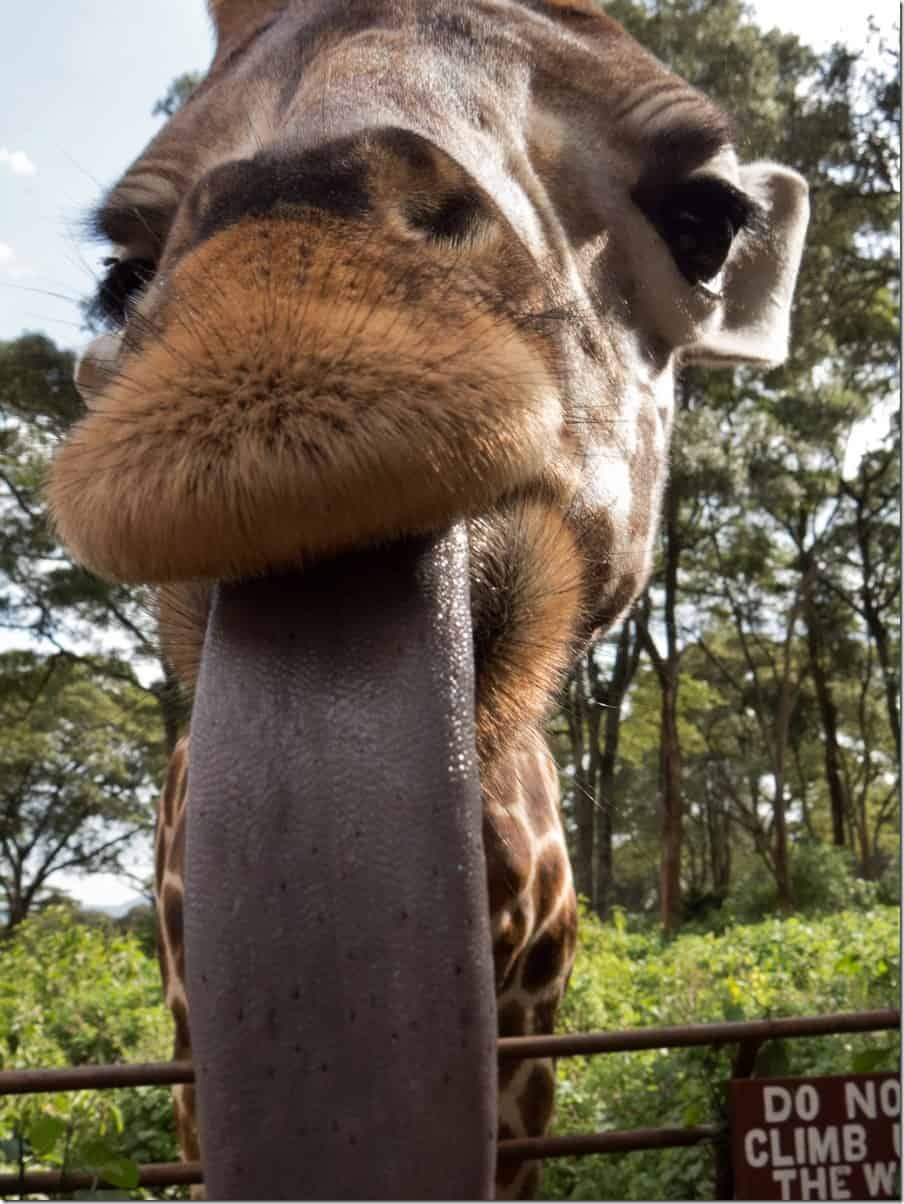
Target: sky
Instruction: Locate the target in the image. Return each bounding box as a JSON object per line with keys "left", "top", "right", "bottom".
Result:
{"left": 1, "top": 1, "right": 899, "bottom": 909}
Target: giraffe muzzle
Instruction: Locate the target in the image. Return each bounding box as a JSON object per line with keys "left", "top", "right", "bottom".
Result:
{"left": 49, "top": 135, "right": 562, "bottom": 587}
{"left": 183, "top": 525, "right": 498, "bottom": 1198}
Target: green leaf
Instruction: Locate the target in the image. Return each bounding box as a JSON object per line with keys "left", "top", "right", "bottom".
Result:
{"left": 0, "top": 1137, "right": 23, "bottom": 1162}
{"left": 721, "top": 998, "right": 745, "bottom": 1022}
{"left": 756, "top": 1041, "right": 791, "bottom": 1077}
{"left": 834, "top": 954, "right": 860, "bottom": 977}
{"left": 682, "top": 1100, "right": 707, "bottom": 1125}
{"left": 96, "top": 1157, "right": 140, "bottom": 1191}
{"left": 852, "top": 1046, "right": 898, "bottom": 1074}
{"left": 26, "top": 1114, "right": 66, "bottom": 1157}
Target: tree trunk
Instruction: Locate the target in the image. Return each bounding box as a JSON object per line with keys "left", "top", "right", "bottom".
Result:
{"left": 805, "top": 604, "right": 849, "bottom": 847}
{"left": 566, "top": 670, "right": 594, "bottom": 902}
{"left": 636, "top": 484, "right": 685, "bottom": 937}
{"left": 705, "top": 787, "right": 732, "bottom": 898}
{"left": 772, "top": 563, "right": 812, "bottom": 913}
{"left": 659, "top": 672, "right": 683, "bottom": 933}
{"left": 595, "top": 620, "right": 638, "bottom": 919}
{"left": 585, "top": 653, "right": 602, "bottom": 911}
{"left": 851, "top": 485, "right": 901, "bottom": 762}
{"left": 658, "top": 482, "right": 684, "bottom": 936}
{"left": 863, "top": 591, "right": 900, "bottom": 763}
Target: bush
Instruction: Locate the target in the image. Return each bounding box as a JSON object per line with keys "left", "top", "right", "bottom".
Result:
{"left": 0, "top": 907, "right": 179, "bottom": 1197}
{"left": 2, "top": 902, "right": 898, "bottom": 1200}
{"left": 543, "top": 903, "right": 900, "bottom": 1200}
{"left": 723, "top": 842, "right": 881, "bottom": 923}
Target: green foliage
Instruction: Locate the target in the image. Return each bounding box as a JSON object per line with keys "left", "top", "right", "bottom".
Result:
{"left": 0, "top": 894, "right": 898, "bottom": 1201}
{"left": 0, "top": 908, "right": 178, "bottom": 1196}
{"left": 0, "top": 651, "right": 163, "bottom": 929}
{"left": 544, "top": 903, "right": 901, "bottom": 1200}
{"left": 151, "top": 72, "right": 203, "bottom": 118}
{"left": 724, "top": 842, "right": 882, "bottom": 924}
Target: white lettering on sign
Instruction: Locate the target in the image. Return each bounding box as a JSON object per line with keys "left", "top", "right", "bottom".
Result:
{"left": 772, "top": 1168, "right": 797, "bottom": 1200}
{"left": 842, "top": 1124, "right": 867, "bottom": 1163}
{"left": 798, "top": 1086, "right": 820, "bottom": 1121}
{"left": 735, "top": 1076, "right": 900, "bottom": 1199}
{"left": 879, "top": 1080, "right": 900, "bottom": 1118}
{"left": 764, "top": 1085, "right": 823, "bottom": 1124}
{"left": 745, "top": 1129, "right": 768, "bottom": 1168}
{"left": 846, "top": 1079, "right": 901, "bottom": 1122}
{"left": 770, "top": 1166, "right": 854, "bottom": 1201}
{"left": 751, "top": 1123, "right": 870, "bottom": 1166}
{"left": 800, "top": 1165, "right": 828, "bottom": 1199}
{"left": 770, "top": 1128, "right": 794, "bottom": 1167}
{"left": 847, "top": 1081, "right": 877, "bottom": 1120}
{"left": 807, "top": 1125, "right": 840, "bottom": 1164}
{"left": 863, "top": 1162, "right": 897, "bottom": 1195}
{"left": 765, "top": 1087, "right": 793, "bottom": 1123}
{"left": 829, "top": 1165, "right": 852, "bottom": 1200}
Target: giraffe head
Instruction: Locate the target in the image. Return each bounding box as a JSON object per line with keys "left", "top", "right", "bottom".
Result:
{"left": 49, "top": 0, "right": 807, "bottom": 1195}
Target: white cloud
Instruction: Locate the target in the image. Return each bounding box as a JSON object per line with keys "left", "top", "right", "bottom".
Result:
{"left": 0, "top": 242, "right": 14, "bottom": 266}
{"left": 0, "top": 147, "right": 36, "bottom": 176}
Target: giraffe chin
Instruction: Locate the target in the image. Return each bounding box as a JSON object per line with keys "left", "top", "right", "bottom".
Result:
{"left": 183, "top": 525, "right": 498, "bottom": 1199}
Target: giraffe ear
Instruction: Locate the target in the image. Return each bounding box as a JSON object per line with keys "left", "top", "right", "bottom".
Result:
{"left": 208, "top": 0, "right": 287, "bottom": 48}
{"left": 683, "top": 164, "right": 809, "bottom": 368}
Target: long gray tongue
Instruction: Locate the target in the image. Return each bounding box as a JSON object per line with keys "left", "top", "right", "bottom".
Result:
{"left": 184, "top": 525, "right": 497, "bottom": 1199}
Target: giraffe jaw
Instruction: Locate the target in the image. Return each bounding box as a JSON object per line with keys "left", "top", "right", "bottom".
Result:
{"left": 183, "top": 528, "right": 498, "bottom": 1198}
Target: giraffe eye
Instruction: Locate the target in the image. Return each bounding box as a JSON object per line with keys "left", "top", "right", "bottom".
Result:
{"left": 87, "top": 255, "right": 157, "bottom": 329}
{"left": 655, "top": 176, "right": 756, "bottom": 287}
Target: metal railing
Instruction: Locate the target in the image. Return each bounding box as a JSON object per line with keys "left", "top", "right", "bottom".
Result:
{"left": 0, "top": 1008, "right": 898, "bottom": 1196}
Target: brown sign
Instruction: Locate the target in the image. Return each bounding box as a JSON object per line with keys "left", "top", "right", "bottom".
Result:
{"left": 730, "top": 1072, "right": 900, "bottom": 1200}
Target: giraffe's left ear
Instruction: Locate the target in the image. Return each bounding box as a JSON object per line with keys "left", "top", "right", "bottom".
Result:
{"left": 683, "top": 164, "right": 809, "bottom": 368}
{"left": 208, "top": 0, "right": 287, "bottom": 48}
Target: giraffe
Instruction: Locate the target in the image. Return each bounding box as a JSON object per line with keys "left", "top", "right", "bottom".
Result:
{"left": 49, "top": 0, "right": 808, "bottom": 1197}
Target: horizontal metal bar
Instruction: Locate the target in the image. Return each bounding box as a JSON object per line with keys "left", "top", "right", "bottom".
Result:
{"left": 497, "top": 1123, "right": 721, "bottom": 1161}
{"left": 497, "top": 1008, "right": 900, "bottom": 1060}
{"left": 0, "top": 1160, "right": 203, "bottom": 1194}
{"left": 0, "top": 1127, "right": 723, "bottom": 1193}
{"left": 0, "top": 1060, "right": 193, "bottom": 1096}
{"left": 0, "top": 1010, "right": 896, "bottom": 1097}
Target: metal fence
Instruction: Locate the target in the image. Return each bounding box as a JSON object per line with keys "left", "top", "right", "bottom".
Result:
{"left": 0, "top": 1008, "right": 898, "bottom": 1197}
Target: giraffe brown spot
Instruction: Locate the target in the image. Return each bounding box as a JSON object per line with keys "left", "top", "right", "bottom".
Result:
{"left": 495, "top": 1156, "right": 521, "bottom": 1191}
{"left": 519, "top": 1064, "right": 555, "bottom": 1136}
{"left": 521, "top": 932, "right": 562, "bottom": 992}
{"left": 497, "top": 998, "right": 525, "bottom": 1038}
{"left": 533, "top": 996, "right": 559, "bottom": 1035}
{"left": 170, "top": 993, "right": 192, "bottom": 1058}
{"left": 162, "top": 883, "right": 184, "bottom": 954}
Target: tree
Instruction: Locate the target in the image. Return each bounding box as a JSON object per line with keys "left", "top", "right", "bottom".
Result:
{"left": 554, "top": 620, "right": 643, "bottom": 918}
{"left": 151, "top": 71, "right": 202, "bottom": 118}
{"left": 0, "top": 333, "right": 189, "bottom": 755}
{"left": 586, "top": 0, "right": 902, "bottom": 925}
{"left": 0, "top": 652, "right": 163, "bottom": 930}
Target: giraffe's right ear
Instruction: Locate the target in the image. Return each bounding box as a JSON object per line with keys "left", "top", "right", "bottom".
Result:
{"left": 208, "top": 0, "right": 287, "bottom": 49}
